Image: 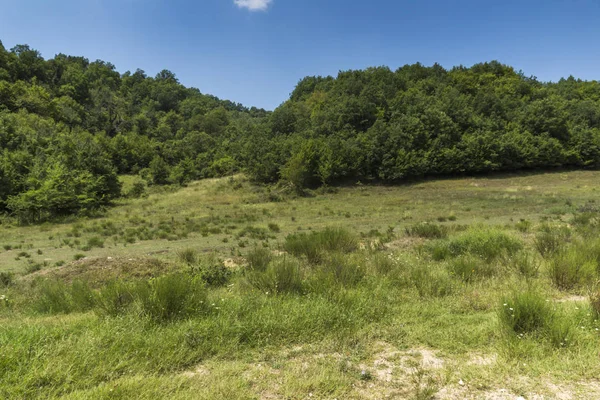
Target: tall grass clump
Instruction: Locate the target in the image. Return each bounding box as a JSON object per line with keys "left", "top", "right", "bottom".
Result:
{"left": 246, "top": 247, "right": 273, "bottom": 271}
{"left": 429, "top": 228, "right": 522, "bottom": 262}
{"left": 33, "top": 280, "right": 74, "bottom": 314}
{"left": 138, "top": 273, "right": 208, "bottom": 322}
{"left": 405, "top": 222, "right": 448, "bottom": 239}
{"left": 547, "top": 247, "right": 596, "bottom": 290}
{"left": 447, "top": 255, "right": 496, "bottom": 282}
{"left": 506, "top": 251, "right": 540, "bottom": 279}
{"left": 95, "top": 280, "right": 137, "bottom": 317}
{"left": 177, "top": 248, "right": 199, "bottom": 265}
{"left": 284, "top": 227, "right": 357, "bottom": 264}
{"left": 310, "top": 253, "right": 366, "bottom": 290}
{"left": 499, "top": 289, "right": 574, "bottom": 347}
{"left": 534, "top": 224, "right": 571, "bottom": 258}
{"left": 411, "top": 264, "right": 453, "bottom": 298}
{"left": 0, "top": 271, "right": 13, "bottom": 288}
{"left": 246, "top": 256, "right": 304, "bottom": 295}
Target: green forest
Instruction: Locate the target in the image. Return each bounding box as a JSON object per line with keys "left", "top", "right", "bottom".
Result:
{"left": 1, "top": 41, "right": 600, "bottom": 221}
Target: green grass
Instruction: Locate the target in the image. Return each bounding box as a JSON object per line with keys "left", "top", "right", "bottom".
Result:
{"left": 4, "top": 171, "right": 600, "bottom": 398}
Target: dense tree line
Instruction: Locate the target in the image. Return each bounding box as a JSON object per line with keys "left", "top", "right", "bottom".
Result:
{"left": 0, "top": 41, "right": 268, "bottom": 221}
{"left": 1, "top": 41, "right": 600, "bottom": 220}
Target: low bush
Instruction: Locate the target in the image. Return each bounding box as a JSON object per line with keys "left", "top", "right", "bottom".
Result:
{"left": 312, "top": 253, "right": 365, "bottom": 288}
{"left": 405, "top": 222, "right": 448, "bottom": 239}
{"left": 177, "top": 248, "right": 199, "bottom": 265}
{"left": 411, "top": 264, "right": 453, "bottom": 298}
{"left": 138, "top": 273, "right": 208, "bottom": 322}
{"left": 506, "top": 251, "right": 540, "bottom": 279}
{"left": 499, "top": 289, "right": 574, "bottom": 347}
{"left": 95, "top": 280, "right": 137, "bottom": 317}
{"left": 448, "top": 255, "right": 496, "bottom": 282}
{"left": 87, "top": 236, "right": 105, "bottom": 249}
{"left": 246, "top": 247, "right": 273, "bottom": 272}
{"left": 547, "top": 247, "right": 596, "bottom": 290}
{"left": 534, "top": 225, "right": 571, "bottom": 258}
{"left": 429, "top": 228, "right": 522, "bottom": 262}
{"left": 0, "top": 272, "right": 14, "bottom": 287}
{"left": 284, "top": 227, "right": 357, "bottom": 264}
{"left": 246, "top": 257, "right": 304, "bottom": 295}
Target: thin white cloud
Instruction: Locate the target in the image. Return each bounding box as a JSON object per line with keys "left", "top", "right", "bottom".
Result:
{"left": 234, "top": 0, "right": 272, "bottom": 11}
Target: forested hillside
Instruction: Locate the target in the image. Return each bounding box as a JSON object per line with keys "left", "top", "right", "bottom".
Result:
{"left": 2, "top": 41, "right": 600, "bottom": 221}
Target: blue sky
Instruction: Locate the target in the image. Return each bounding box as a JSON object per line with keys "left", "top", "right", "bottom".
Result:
{"left": 1, "top": 0, "right": 599, "bottom": 110}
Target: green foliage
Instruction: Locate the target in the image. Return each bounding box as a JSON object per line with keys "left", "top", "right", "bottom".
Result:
{"left": 547, "top": 247, "right": 597, "bottom": 290}
{"left": 499, "top": 289, "right": 553, "bottom": 334}
{"left": 137, "top": 273, "right": 208, "bottom": 322}
{"left": 405, "top": 222, "right": 448, "bottom": 239}
{"left": 499, "top": 288, "right": 574, "bottom": 347}
{"left": 95, "top": 280, "right": 136, "bottom": 317}
{"left": 534, "top": 225, "right": 571, "bottom": 258}
{"left": 428, "top": 228, "right": 522, "bottom": 262}
{"left": 284, "top": 227, "right": 357, "bottom": 264}
{"left": 447, "top": 255, "right": 496, "bottom": 282}
{"left": 411, "top": 264, "right": 454, "bottom": 298}
{"left": 245, "top": 256, "right": 304, "bottom": 295}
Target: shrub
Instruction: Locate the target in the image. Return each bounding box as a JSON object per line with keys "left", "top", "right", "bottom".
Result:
{"left": 405, "top": 222, "right": 448, "bottom": 239}
{"left": 507, "top": 251, "right": 540, "bottom": 279}
{"left": 95, "top": 280, "right": 136, "bottom": 317}
{"left": 284, "top": 227, "right": 357, "bottom": 264}
{"left": 428, "top": 228, "right": 521, "bottom": 262}
{"left": 313, "top": 253, "right": 365, "bottom": 288}
{"left": 448, "top": 255, "right": 496, "bottom": 282}
{"left": 515, "top": 219, "right": 532, "bottom": 233}
{"left": 138, "top": 273, "right": 208, "bottom": 323}
{"left": 177, "top": 248, "right": 199, "bottom": 265}
{"left": 268, "top": 223, "right": 281, "bottom": 233}
{"left": 411, "top": 264, "right": 453, "bottom": 298}
{"left": 25, "top": 263, "right": 43, "bottom": 274}
{"left": 499, "top": 289, "right": 574, "bottom": 347}
{"left": 73, "top": 254, "right": 86, "bottom": 261}
{"left": 69, "top": 281, "right": 96, "bottom": 312}
{"left": 246, "top": 247, "right": 272, "bottom": 272}
{"left": 499, "top": 289, "right": 553, "bottom": 334}
{"left": 246, "top": 257, "right": 304, "bottom": 295}
{"left": 547, "top": 248, "right": 596, "bottom": 290}
{"left": 371, "top": 252, "right": 396, "bottom": 275}
{"left": 534, "top": 225, "right": 571, "bottom": 258}
{"left": 0, "top": 272, "right": 14, "bottom": 287}
{"left": 190, "top": 255, "right": 232, "bottom": 287}
{"left": 34, "top": 280, "right": 73, "bottom": 314}
{"left": 87, "top": 236, "right": 105, "bottom": 249}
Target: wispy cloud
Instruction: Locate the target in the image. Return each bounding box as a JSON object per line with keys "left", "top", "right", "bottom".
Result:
{"left": 234, "top": 0, "right": 273, "bottom": 11}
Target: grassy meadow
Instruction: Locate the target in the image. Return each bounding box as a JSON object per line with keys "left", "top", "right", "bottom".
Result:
{"left": 2, "top": 170, "right": 600, "bottom": 399}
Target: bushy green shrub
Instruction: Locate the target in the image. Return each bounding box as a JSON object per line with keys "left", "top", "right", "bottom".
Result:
{"left": 534, "top": 225, "right": 571, "bottom": 258}
{"left": 177, "top": 248, "right": 198, "bottom": 265}
{"left": 499, "top": 289, "right": 574, "bottom": 347}
{"left": 95, "top": 280, "right": 136, "bottom": 317}
{"left": 0, "top": 272, "right": 14, "bottom": 287}
{"left": 284, "top": 227, "right": 357, "bottom": 264}
{"left": 246, "top": 247, "right": 273, "bottom": 272}
{"left": 405, "top": 222, "right": 448, "bottom": 239}
{"left": 411, "top": 264, "right": 453, "bottom": 298}
{"left": 246, "top": 257, "right": 304, "bottom": 295}
{"left": 448, "top": 255, "right": 496, "bottom": 282}
{"left": 138, "top": 273, "right": 208, "bottom": 322}
{"left": 34, "top": 280, "right": 74, "bottom": 314}
{"left": 86, "top": 236, "right": 105, "bottom": 249}
{"left": 428, "top": 228, "right": 521, "bottom": 262}
{"left": 548, "top": 247, "right": 596, "bottom": 290}
{"left": 314, "top": 253, "right": 365, "bottom": 288}
{"left": 506, "top": 251, "right": 540, "bottom": 279}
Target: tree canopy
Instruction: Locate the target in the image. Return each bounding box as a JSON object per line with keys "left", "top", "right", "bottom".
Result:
{"left": 1, "top": 41, "right": 600, "bottom": 220}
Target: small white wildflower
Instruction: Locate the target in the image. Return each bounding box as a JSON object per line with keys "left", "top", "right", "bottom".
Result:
{"left": 509, "top": 308, "right": 514, "bottom": 311}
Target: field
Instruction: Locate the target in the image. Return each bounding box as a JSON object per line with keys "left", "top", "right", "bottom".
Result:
{"left": 2, "top": 170, "right": 600, "bottom": 399}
